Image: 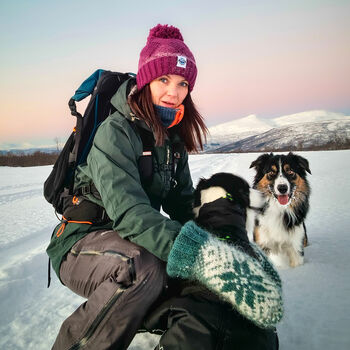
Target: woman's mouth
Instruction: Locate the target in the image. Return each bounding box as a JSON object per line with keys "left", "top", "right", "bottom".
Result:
{"left": 160, "top": 101, "right": 176, "bottom": 108}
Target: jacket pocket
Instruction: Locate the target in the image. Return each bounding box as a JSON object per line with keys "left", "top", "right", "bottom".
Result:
{"left": 70, "top": 248, "right": 136, "bottom": 285}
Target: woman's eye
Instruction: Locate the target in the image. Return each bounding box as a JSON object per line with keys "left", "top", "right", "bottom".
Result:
{"left": 159, "top": 77, "right": 168, "bottom": 83}
{"left": 180, "top": 81, "right": 189, "bottom": 88}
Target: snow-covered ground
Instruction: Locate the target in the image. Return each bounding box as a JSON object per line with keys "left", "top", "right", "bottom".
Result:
{"left": 0, "top": 150, "right": 349, "bottom": 349}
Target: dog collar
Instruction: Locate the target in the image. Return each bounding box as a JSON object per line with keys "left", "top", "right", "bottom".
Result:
{"left": 223, "top": 193, "right": 233, "bottom": 201}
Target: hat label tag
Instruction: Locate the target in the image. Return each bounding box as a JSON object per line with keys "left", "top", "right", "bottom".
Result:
{"left": 177, "top": 56, "right": 187, "bottom": 68}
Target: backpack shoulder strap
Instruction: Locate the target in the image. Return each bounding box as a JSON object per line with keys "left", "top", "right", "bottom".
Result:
{"left": 127, "top": 120, "right": 154, "bottom": 185}
{"left": 169, "top": 129, "right": 185, "bottom": 187}
{"left": 75, "top": 71, "right": 133, "bottom": 166}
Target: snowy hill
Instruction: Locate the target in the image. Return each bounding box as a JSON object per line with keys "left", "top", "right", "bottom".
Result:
{"left": 272, "top": 110, "right": 347, "bottom": 127}
{"left": 208, "top": 114, "right": 273, "bottom": 137}
{"left": 205, "top": 114, "right": 273, "bottom": 148}
{"left": 1, "top": 151, "right": 350, "bottom": 349}
{"left": 205, "top": 110, "right": 350, "bottom": 152}
{"left": 214, "top": 119, "right": 350, "bottom": 153}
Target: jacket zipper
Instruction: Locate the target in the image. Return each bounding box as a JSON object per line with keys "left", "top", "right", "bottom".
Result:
{"left": 128, "top": 257, "right": 136, "bottom": 283}
{"left": 166, "top": 145, "right": 170, "bottom": 165}
{"left": 69, "top": 286, "right": 126, "bottom": 350}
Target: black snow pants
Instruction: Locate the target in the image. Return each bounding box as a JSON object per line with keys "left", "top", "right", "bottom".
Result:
{"left": 143, "top": 282, "right": 279, "bottom": 350}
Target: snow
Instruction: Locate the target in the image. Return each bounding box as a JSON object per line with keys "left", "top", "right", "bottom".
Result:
{"left": 1, "top": 150, "right": 350, "bottom": 349}
{"left": 273, "top": 110, "right": 348, "bottom": 127}
{"left": 208, "top": 114, "right": 273, "bottom": 135}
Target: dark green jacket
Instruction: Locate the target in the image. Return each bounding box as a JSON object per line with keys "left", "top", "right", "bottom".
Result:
{"left": 47, "top": 79, "right": 194, "bottom": 278}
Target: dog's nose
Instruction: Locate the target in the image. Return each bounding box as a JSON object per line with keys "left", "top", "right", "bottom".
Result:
{"left": 277, "top": 184, "right": 288, "bottom": 194}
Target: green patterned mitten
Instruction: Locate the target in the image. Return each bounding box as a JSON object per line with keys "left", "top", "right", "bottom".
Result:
{"left": 167, "top": 221, "right": 283, "bottom": 329}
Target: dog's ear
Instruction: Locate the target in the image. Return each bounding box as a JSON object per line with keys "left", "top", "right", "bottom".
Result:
{"left": 288, "top": 152, "right": 311, "bottom": 175}
{"left": 250, "top": 153, "right": 273, "bottom": 171}
{"left": 297, "top": 155, "right": 311, "bottom": 174}
{"left": 195, "top": 177, "right": 209, "bottom": 192}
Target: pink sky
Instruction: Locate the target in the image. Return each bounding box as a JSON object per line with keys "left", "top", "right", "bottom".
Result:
{"left": 1, "top": 1, "right": 349, "bottom": 149}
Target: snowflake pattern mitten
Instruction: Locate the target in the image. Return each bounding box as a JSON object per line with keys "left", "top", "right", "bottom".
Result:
{"left": 167, "top": 221, "right": 284, "bottom": 328}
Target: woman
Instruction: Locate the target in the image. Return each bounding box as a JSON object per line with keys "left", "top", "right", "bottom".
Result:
{"left": 47, "top": 24, "right": 207, "bottom": 349}
{"left": 47, "top": 24, "right": 282, "bottom": 350}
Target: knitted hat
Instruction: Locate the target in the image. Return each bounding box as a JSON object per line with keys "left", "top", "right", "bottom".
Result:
{"left": 137, "top": 24, "right": 197, "bottom": 92}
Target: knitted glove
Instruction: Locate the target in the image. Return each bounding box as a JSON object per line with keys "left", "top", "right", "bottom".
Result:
{"left": 167, "top": 221, "right": 283, "bottom": 329}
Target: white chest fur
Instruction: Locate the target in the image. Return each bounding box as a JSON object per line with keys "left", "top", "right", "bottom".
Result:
{"left": 257, "top": 198, "right": 305, "bottom": 267}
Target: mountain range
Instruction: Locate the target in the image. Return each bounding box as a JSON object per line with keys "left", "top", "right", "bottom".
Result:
{"left": 204, "top": 110, "right": 350, "bottom": 153}
{"left": 0, "top": 147, "right": 59, "bottom": 156}
{"left": 1, "top": 110, "right": 349, "bottom": 155}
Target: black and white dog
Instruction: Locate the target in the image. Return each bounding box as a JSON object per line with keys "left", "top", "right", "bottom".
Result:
{"left": 145, "top": 173, "right": 279, "bottom": 348}
{"left": 250, "top": 152, "right": 311, "bottom": 268}
{"left": 192, "top": 172, "right": 265, "bottom": 245}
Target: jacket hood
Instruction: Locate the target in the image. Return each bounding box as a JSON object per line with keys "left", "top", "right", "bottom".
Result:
{"left": 110, "top": 77, "right": 151, "bottom": 131}
{"left": 110, "top": 77, "right": 133, "bottom": 117}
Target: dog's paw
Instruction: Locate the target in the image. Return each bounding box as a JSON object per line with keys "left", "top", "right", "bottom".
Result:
{"left": 268, "top": 253, "right": 290, "bottom": 269}
{"left": 289, "top": 255, "right": 304, "bottom": 268}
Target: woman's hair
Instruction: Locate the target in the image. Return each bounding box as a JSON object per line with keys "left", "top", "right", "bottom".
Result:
{"left": 128, "top": 84, "right": 208, "bottom": 152}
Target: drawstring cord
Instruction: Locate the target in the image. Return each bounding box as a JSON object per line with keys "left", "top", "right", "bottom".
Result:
{"left": 47, "top": 216, "right": 93, "bottom": 288}
{"left": 56, "top": 216, "right": 93, "bottom": 237}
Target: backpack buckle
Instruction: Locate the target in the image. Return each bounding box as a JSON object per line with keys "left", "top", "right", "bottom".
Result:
{"left": 81, "top": 185, "right": 91, "bottom": 196}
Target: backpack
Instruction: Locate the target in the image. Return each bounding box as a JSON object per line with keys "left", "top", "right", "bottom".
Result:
{"left": 43, "top": 69, "right": 154, "bottom": 217}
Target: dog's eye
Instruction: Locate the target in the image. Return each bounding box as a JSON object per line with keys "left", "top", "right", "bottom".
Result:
{"left": 267, "top": 171, "right": 276, "bottom": 179}
{"left": 287, "top": 170, "right": 296, "bottom": 178}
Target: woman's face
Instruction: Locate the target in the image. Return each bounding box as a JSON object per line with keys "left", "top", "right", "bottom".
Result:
{"left": 149, "top": 74, "right": 189, "bottom": 108}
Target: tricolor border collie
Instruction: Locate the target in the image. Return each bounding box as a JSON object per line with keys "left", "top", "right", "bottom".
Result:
{"left": 250, "top": 152, "right": 311, "bottom": 268}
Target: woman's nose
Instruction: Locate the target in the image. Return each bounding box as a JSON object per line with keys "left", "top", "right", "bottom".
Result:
{"left": 166, "top": 84, "right": 178, "bottom": 97}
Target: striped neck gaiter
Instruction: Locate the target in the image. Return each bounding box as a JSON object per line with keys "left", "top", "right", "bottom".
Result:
{"left": 154, "top": 104, "right": 184, "bottom": 128}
